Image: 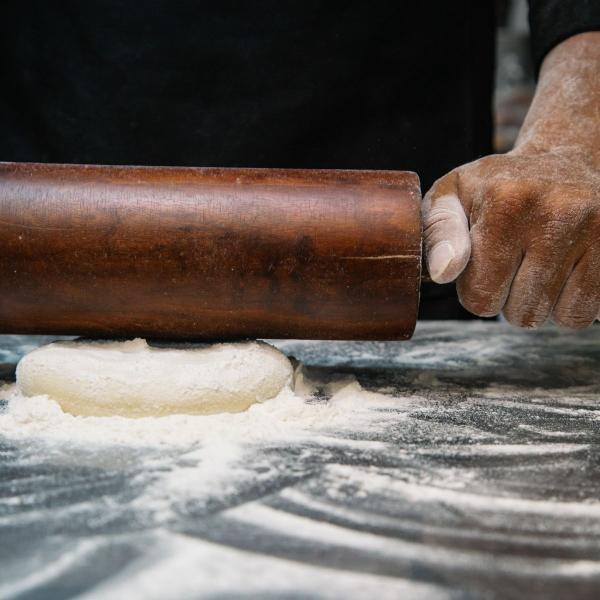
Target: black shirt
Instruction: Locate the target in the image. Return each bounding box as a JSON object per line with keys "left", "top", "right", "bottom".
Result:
{"left": 1, "top": 1, "right": 599, "bottom": 317}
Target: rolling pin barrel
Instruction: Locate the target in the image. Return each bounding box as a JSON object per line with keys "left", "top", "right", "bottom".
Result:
{"left": 0, "top": 162, "right": 421, "bottom": 340}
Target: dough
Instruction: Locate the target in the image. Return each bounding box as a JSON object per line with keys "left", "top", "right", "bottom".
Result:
{"left": 16, "top": 338, "right": 293, "bottom": 417}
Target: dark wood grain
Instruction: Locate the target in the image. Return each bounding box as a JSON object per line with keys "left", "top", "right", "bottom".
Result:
{"left": 0, "top": 162, "right": 421, "bottom": 340}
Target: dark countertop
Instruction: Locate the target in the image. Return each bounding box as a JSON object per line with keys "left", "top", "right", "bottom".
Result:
{"left": 1, "top": 322, "right": 600, "bottom": 600}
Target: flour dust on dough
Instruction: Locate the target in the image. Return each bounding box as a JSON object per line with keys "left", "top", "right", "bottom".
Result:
{"left": 16, "top": 338, "right": 293, "bottom": 417}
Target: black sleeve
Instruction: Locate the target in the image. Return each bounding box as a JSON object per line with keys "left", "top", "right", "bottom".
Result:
{"left": 528, "top": 0, "right": 600, "bottom": 74}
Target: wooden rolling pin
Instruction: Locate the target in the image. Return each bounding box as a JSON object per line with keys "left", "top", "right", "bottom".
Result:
{"left": 0, "top": 162, "right": 422, "bottom": 340}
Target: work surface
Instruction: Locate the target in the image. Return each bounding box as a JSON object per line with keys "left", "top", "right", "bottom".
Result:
{"left": 1, "top": 322, "right": 600, "bottom": 600}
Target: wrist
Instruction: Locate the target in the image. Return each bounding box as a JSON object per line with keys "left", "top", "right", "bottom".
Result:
{"left": 514, "top": 32, "right": 600, "bottom": 169}
{"left": 511, "top": 140, "right": 600, "bottom": 170}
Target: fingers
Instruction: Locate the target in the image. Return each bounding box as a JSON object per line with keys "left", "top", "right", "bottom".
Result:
{"left": 455, "top": 184, "right": 524, "bottom": 317}
{"left": 423, "top": 174, "right": 471, "bottom": 284}
{"left": 456, "top": 223, "right": 522, "bottom": 317}
{"left": 552, "top": 250, "right": 600, "bottom": 329}
{"left": 504, "top": 198, "right": 597, "bottom": 328}
{"left": 502, "top": 250, "right": 574, "bottom": 328}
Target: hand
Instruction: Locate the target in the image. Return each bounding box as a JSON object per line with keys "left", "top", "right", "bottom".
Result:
{"left": 423, "top": 32, "right": 600, "bottom": 329}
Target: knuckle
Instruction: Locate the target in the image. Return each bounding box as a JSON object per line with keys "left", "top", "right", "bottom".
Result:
{"left": 423, "top": 207, "right": 464, "bottom": 241}
{"left": 540, "top": 201, "right": 591, "bottom": 230}
{"left": 424, "top": 206, "right": 460, "bottom": 227}
{"left": 492, "top": 179, "right": 528, "bottom": 202}
{"left": 473, "top": 188, "right": 530, "bottom": 233}
{"left": 544, "top": 215, "right": 595, "bottom": 254}
{"left": 426, "top": 170, "right": 460, "bottom": 200}
{"left": 490, "top": 186, "right": 534, "bottom": 219}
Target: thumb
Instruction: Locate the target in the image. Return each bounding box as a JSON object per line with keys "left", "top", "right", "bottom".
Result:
{"left": 423, "top": 173, "right": 471, "bottom": 284}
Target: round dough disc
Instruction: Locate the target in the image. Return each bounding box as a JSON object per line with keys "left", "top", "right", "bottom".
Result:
{"left": 16, "top": 338, "right": 293, "bottom": 417}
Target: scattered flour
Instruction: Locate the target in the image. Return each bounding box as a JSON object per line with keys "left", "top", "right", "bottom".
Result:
{"left": 2, "top": 324, "right": 600, "bottom": 598}
{"left": 76, "top": 531, "right": 450, "bottom": 600}
{"left": 0, "top": 367, "right": 400, "bottom": 525}
{"left": 0, "top": 367, "right": 394, "bottom": 450}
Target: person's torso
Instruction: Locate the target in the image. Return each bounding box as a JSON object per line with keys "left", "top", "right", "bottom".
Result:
{"left": 0, "top": 0, "right": 495, "bottom": 191}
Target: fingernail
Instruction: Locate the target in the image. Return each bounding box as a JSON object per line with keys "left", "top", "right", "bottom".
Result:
{"left": 428, "top": 241, "right": 455, "bottom": 282}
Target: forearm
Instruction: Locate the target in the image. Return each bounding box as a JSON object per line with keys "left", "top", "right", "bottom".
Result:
{"left": 515, "top": 32, "right": 600, "bottom": 167}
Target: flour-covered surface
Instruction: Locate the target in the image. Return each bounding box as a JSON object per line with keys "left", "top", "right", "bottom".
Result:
{"left": 1, "top": 322, "right": 600, "bottom": 599}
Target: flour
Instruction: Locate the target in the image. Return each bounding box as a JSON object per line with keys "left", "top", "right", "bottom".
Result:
{"left": 0, "top": 367, "right": 393, "bottom": 450}
{"left": 0, "top": 366, "right": 400, "bottom": 527}
{"left": 77, "top": 532, "right": 449, "bottom": 600}
{"left": 2, "top": 323, "right": 600, "bottom": 599}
